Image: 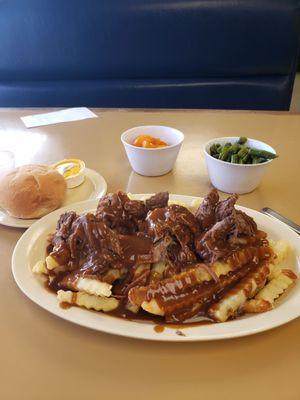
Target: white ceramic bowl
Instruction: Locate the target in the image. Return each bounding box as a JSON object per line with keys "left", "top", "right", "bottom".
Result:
{"left": 121, "top": 125, "right": 184, "bottom": 176}
{"left": 204, "top": 137, "right": 277, "bottom": 194}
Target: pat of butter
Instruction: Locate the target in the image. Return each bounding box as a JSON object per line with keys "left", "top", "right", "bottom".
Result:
{"left": 56, "top": 162, "right": 80, "bottom": 177}
{"left": 52, "top": 158, "right": 85, "bottom": 188}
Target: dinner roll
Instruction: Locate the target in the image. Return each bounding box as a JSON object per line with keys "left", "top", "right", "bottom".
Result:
{"left": 0, "top": 164, "right": 67, "bottom": 219}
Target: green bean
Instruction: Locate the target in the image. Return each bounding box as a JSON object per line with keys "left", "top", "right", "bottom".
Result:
{"left": 231, "top": 154, "right": 239, "bottom": 164}
{"left": 237, "top": 146, "right": 249, "bottom": 158}
{"left": 230, "top": 143, "right": 240, "bottom": 153}
{"left": 252, "top": 157, "right": 266, "bottom": 164}
{"left": 241, "top": 149, "right": 250, "bottom": 164}
{"left": 249, "top": 149, "right": 277, "bottom": 159}
{"left": 219, "top": 147, "right": 231, "bottom": 161}
{"left": 220, "top": 143, "right": 240, "bottom": 161}
{"left": 209, "top": 144, "right": 219, "bottom": 156}
{"left": 209, "top": 139, "right": 278, "bottom": 165}
{"left": 238, "top": 136, "right": 247, "bottom": 145}
{"left": 210, "top": 143, "right": 223, "bottom": 156}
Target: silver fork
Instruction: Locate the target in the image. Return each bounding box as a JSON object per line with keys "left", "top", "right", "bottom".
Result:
{"left": 260, "top": 207, "right": 300, "bottom": 235}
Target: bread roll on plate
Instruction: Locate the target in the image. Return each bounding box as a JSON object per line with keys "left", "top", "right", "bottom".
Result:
{"left": 0, "top": 164, "right": 67, "bottom": 219}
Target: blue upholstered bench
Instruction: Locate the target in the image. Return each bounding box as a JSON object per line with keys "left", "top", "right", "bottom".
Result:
{"left": 0, "top": 0, "right": 299, "bottom": 110}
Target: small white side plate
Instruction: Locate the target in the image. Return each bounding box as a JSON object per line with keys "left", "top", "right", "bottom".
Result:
{"left": 0, "top": 168, "right": 107, "bottom": 228}
{"left": 11, "top": 194, "right": 300, "bottom": 341}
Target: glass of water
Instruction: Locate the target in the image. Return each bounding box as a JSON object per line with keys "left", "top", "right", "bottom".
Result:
{"left": 0, "top": 151, "right": 15, "bottom": 178}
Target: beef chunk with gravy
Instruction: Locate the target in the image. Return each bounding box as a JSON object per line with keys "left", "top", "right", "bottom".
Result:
{"left": 195, "top": 189, "right": 219, "bottom": 231}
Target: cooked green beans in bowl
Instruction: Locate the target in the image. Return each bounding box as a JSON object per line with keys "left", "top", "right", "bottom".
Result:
{"left": 209, "top": 137, "right": 278, "bottom": 165}
{"left": 204, "top": 136, "right": 278, "bottom": 194}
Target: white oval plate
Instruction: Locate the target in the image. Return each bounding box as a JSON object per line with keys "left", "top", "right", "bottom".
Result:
{"left": 0, "top": 168, "right": 107, "bottom": 228}
{"left": 12, "top": 194, "right": 300, "bottom": 341}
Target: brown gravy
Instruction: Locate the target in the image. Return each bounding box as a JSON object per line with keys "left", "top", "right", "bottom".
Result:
{"left": 154, "top": 325, "right": 165, "bottom": 333}
{"left": 106, "top": 301, "right": 214, "bottom": 331}
{"left": 43, "top": 191, "right": 274, "bottom": 330}
{"left": 59, "top": 302, "right": 72, "bottom": 309}
{"left": 153, "top": 318, "right": 213, "bottom": 333}
{"left": 53, "top": 287, "right": 214, "bottom": 332}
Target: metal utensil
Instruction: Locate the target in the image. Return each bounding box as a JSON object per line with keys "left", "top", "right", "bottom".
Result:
{"left": 261, "top": 207, "right": 300, "bottom": 235}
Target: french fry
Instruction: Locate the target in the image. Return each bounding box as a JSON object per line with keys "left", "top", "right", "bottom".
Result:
{"left": 57, "top": 290, "right": 119, "bottom": 312}
{"left": 190, "top": 198, "right": 202, "bottom": 213}
{"left": 244, "top": 269, "right": 297, "bottom": 313}
{"left": 45, "top": 255, "right": 59, "bottom": 270}
{"left": 141, "top": 299, "right": 164, "bottom": 316}
{"left": 134, "top": 259, "right": 247, "bottom": 316}
{"left": 212, "top": 261, "right": 232, "bottom": 277}
{"left": 243, "top": 299, "right": 272, "bottom": 313}
{"left": 32, "top": 260, "right": 48, "bottom": 274}
{"left": 149, "top": 261, "right": 166, "bottom": 283}
{"left": 268, "top": 240, "right": 292, "bottom": 278}
{"left": 125, "top": 301, "right": 140, "bottom": 314}
{"left": 208, "top": 263, "right": 270, "bottom": 322}
{"left": 255, "top": 269, "right": 297, "bottom": 305}
{"left": 270, "top": 240, "right": 292, "bottom": 266}
{"left": 75, "top": 278, "right": 112, "bottom": 297}
{"left": 61, "top": 268, "right": 127, "bottom": 297}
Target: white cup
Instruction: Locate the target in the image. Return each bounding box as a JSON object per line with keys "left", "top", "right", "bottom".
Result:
{"left": 204, "top": 137, "right": 276, "bottom": 194}
{"left": 121, "top": 125, "right": 184, "bottom": 176}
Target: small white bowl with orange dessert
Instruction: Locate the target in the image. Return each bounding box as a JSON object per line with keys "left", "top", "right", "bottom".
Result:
{"left": 121, "top": 125, "right": 184, "bottom": 176}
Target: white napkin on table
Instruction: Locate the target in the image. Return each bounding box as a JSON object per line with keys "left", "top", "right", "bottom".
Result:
{"left": 21, "top": 107, "right": 98, "bottom": 128}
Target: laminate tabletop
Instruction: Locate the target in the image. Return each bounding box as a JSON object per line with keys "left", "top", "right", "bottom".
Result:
{"left": 1, "top": 108, "right": 299, "bottom": 400}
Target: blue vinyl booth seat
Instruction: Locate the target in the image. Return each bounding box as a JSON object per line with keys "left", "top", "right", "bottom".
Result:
{"left": 0, "top": 0, "right": 300, "bottom": 110}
